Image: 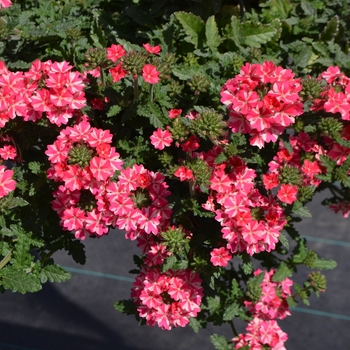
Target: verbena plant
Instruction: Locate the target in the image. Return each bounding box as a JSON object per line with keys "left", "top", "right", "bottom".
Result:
{"left": 0, "top": 0, "right": 349, "bottom": 348}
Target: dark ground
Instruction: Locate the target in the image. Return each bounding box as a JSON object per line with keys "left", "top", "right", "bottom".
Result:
{"left": 1, "top": 190, "right": 349, "bottom": 350}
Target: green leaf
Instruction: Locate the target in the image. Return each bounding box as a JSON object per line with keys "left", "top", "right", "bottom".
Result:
{"left": 0, "top": 267, "right": 41, "bottom": 294}
{"left": 292, "top": 201, "right": 312, "bottom": 218}
{"left": 107, "top": 105, "right": 122, "bottom": 118}
{"left": 242, "top": 260, "right": 253, "bottom": 275}
{"left": 189, "top": 317, "right": 201, "bottom": 333}
{"left": 279, "top": 232, "right": 289, "bottom": 250}
{"left": 28, "top": 161, "right": 42, "bottom": 174}
{"left": 300, "top": 0, "right": 316, "bottom": 16}
{"left": 137, "top": 102, "right": 167, "bottom": 128}
{"left": 225, "top": 16, "right": 243, "bottom": 48}
{"left": 242, "top": 22, "right": 277, "bottom": 48}
{"left": 205, "top": 15, "right": 220, "bottom": 51}
{"left": 210, "top": 334, "right": 231, "bottom": 350}
{"left": 319, "top": 16, "right": 339, "bottom": 42}
{"left": 13, "top": 238, "right": 32, "bottom": 269}
{"left": 175, "top": 12, "right": 205, "bottom": 49}
{"left": 172, "top": 66, "right": 202, "bottom": 80}
{"left": 287, "top": 296, "right": 298, "bottom": 308}
{"left": 313, "top": 258, "right": 337, "bottom": 270}
{"left": 39, "top": 265, "right": 71, "bottom": 283}
{"left": 114, "top": 299, "right": 137, "bottom": 315}
{"left": 272, "top": 262, "right": 292, "bottom": 282}
{"left": 292, "top": 238, "right": 308, "bottom": 263}
{"left": 223, "top": 302, "right": 240, "bottom": 321}
{"left": 206, "top": 295, "right": 221, "bottom": 314}
{"left": 162, "top": 255, "right": 177, "bottom": 272}
{"left": 214, "top": 152, "right": 228, "bottom": 164}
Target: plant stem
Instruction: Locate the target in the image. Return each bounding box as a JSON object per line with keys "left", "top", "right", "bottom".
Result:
{"left": 133, "top": 76, "right": 139, "bottom": 102}
{"left": 0, "top": 251, "right": 12, "bottom": 269}
{"left": 230, "top": 320, "right": 239, "bottom": 337}
{"left": 149, "top": 83, "right": 154, "bottom": 103}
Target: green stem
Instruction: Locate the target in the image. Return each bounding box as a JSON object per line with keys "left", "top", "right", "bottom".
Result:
{"left": 149, "top": 83, "right": 154, "bottom": 103}
{"left": 189, "top": 181, "right": 195, "bottom": 198}
{"left": 0, "top": 251, "right": 12, "bottom": 269}
{"left": 133, "top": 76, "right": 139, "bottom": 102}
{"left": 230, "top": 320, "right": 238, "bottom": 337}
{"left": 100, "top": 66, "right": 105, "bottom": 89}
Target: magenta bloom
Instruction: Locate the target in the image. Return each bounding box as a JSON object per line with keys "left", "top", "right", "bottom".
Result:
{"left": 150, "top": 128, "right": 173, "bottom": 150}
{"left": 142, "top": 64, "right": 160, "bottom": 84}
{"left": 0, "top": 165, "right": 16, "bottom": 198}
{"left": 277, "top": 184, "right": 298, "bottom": 204}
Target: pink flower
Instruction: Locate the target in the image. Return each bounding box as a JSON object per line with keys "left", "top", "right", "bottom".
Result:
{"left": 143, "top": 43, "right": 161, "bottom": 55}
{"left": 150, "top": 128, "right": 173, "bottom": 150}
{"left": 0, "top": 165, "right": 16, "bottom": 198}
{"left": 0, "top": 0, "right": 12, "bottom": 9}
{"left": 277, "top": 184, "right": 298, "bottom": 204}
{"left": 210, "top": 247, "right": 232, "bottom": 266}
{"left": 168, "top": 109, "right": 182, "bottom": 119}
{"left": 106, "top": 44, "right": 126, "bottom": 62}
{"left": 109, "top": 63, "right": 126, "bottom": 83}
{"left": 174, "top": 166, "right": 193, "bottom": 182}
{"left": 142, "top": 64, "right": 160, "bottom": 84}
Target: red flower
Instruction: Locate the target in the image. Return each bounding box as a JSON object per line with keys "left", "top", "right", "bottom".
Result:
{"left": 174, "top": 166, "right": 193, "bottom": 182}
{"left": 143, "top": 43, "right": 161, "bottom": 55}
{"left": 150, "top": 128, "right": 173, "bottom": 150}
{"left": 106, "top": 44, "right": 126, "bottom": 62}
{"left": 277, "top": 184, "right": 298, "bottom": 204}
{"left": 142, "top": 64, "right": 160, "bottom": 84}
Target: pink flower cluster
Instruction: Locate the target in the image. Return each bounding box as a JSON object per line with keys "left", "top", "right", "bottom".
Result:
{"left": 263, "top": 132, "right": 324, "bottom": 205}
{"left": 131, "top": 267, "right": 203, "bottom": 330}
{"left": 0, "top": 135, "right": 17, "bottom": 198}
{"left": 312, "top": 66, "right": 350, "bottom": 120}
{"left": 234, "top": 269, "right": 293, "bottom": 350}
{"left": 46, "top": 119, "right": 123, "bottom": 239}
{"left": 220, "top": 61, "right": 303, "bottom": 148}
{"left": 105, "top": 164, "right": 172, "bottom": 240}
{"left": 107, "top": 43, "right": 160, "bottom": 84}
{"left": 0, "top": 60, "right": 86, "bottom": 128}
{"left": 201, "top": 152, "right": 287, "bottom": 257}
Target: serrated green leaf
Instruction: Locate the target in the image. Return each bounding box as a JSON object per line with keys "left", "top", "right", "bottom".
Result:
{"left": 242, "top": 261, "right": 253, "bottom": 275}
{"left": 292, "top": 238, "right": 308, "bottom": 263}
{"left": 223, "top": 302, "right": 240, "bottom": 321}
{"left": 189, "top": 316, "right": 201, "bottom": 333}
{"left": 279, "top": 232, "right": 289, "bottom": 250}
{"left": 13, "top": 238, "right": 32, "bottom": 269}
{"left": 206, "top": 295, "right": 221, "bottom": 314}
{"left": 272, "top": 262, "right": 292, "bottom": 282}
{"left": 226, "top": 16, "right": 243, "bottom": 48}
{"left": 206, "top": 16, "right": 220, "bottom": 51}
{"left": 300, "top": 0, "right": 316, "bottom": 16}
{"left": 175, "top": 12, "right": 205, "bottom": 49}
{"left": 162, "top": 255, "right": 177, "bottom": 272}
{"left": 28, "top": 161, "right": 42, "bottom": 174}
{"left": 287, "top": 296, "right": 298, "bottom": 308}
{"left": 243, "top": 22, "right": 277, "bottom": 48}
{"left": 313, "top": 258, "right": 337, "bottom": 270}
{"left": 214, "top": 152, "right": 228, "bottom": 164}
{"left": 210, "top": 334, "right": 231, "bottom": 350}
{"left": 319, "top": 16, "right": 339, "bottom": 42}
{"left": 0, "top": 267, "right": 41, "bottom": 294}
{"left": 107, "top": 105, "right": 122, "bottom": 118}
{"left": 114, "top": 299, "right": 137, "bottom": 315}
{"left": 39, "top": 265, "right": 71, "bottom": 283}
{"left": 292, "top": 201, "right": 312, "bottom": 218}
{"left": 280, "top": 139, "right": 293, "bottom": 155}
{"left": 172, "top": 66, "right": 202, "bottom": 80}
